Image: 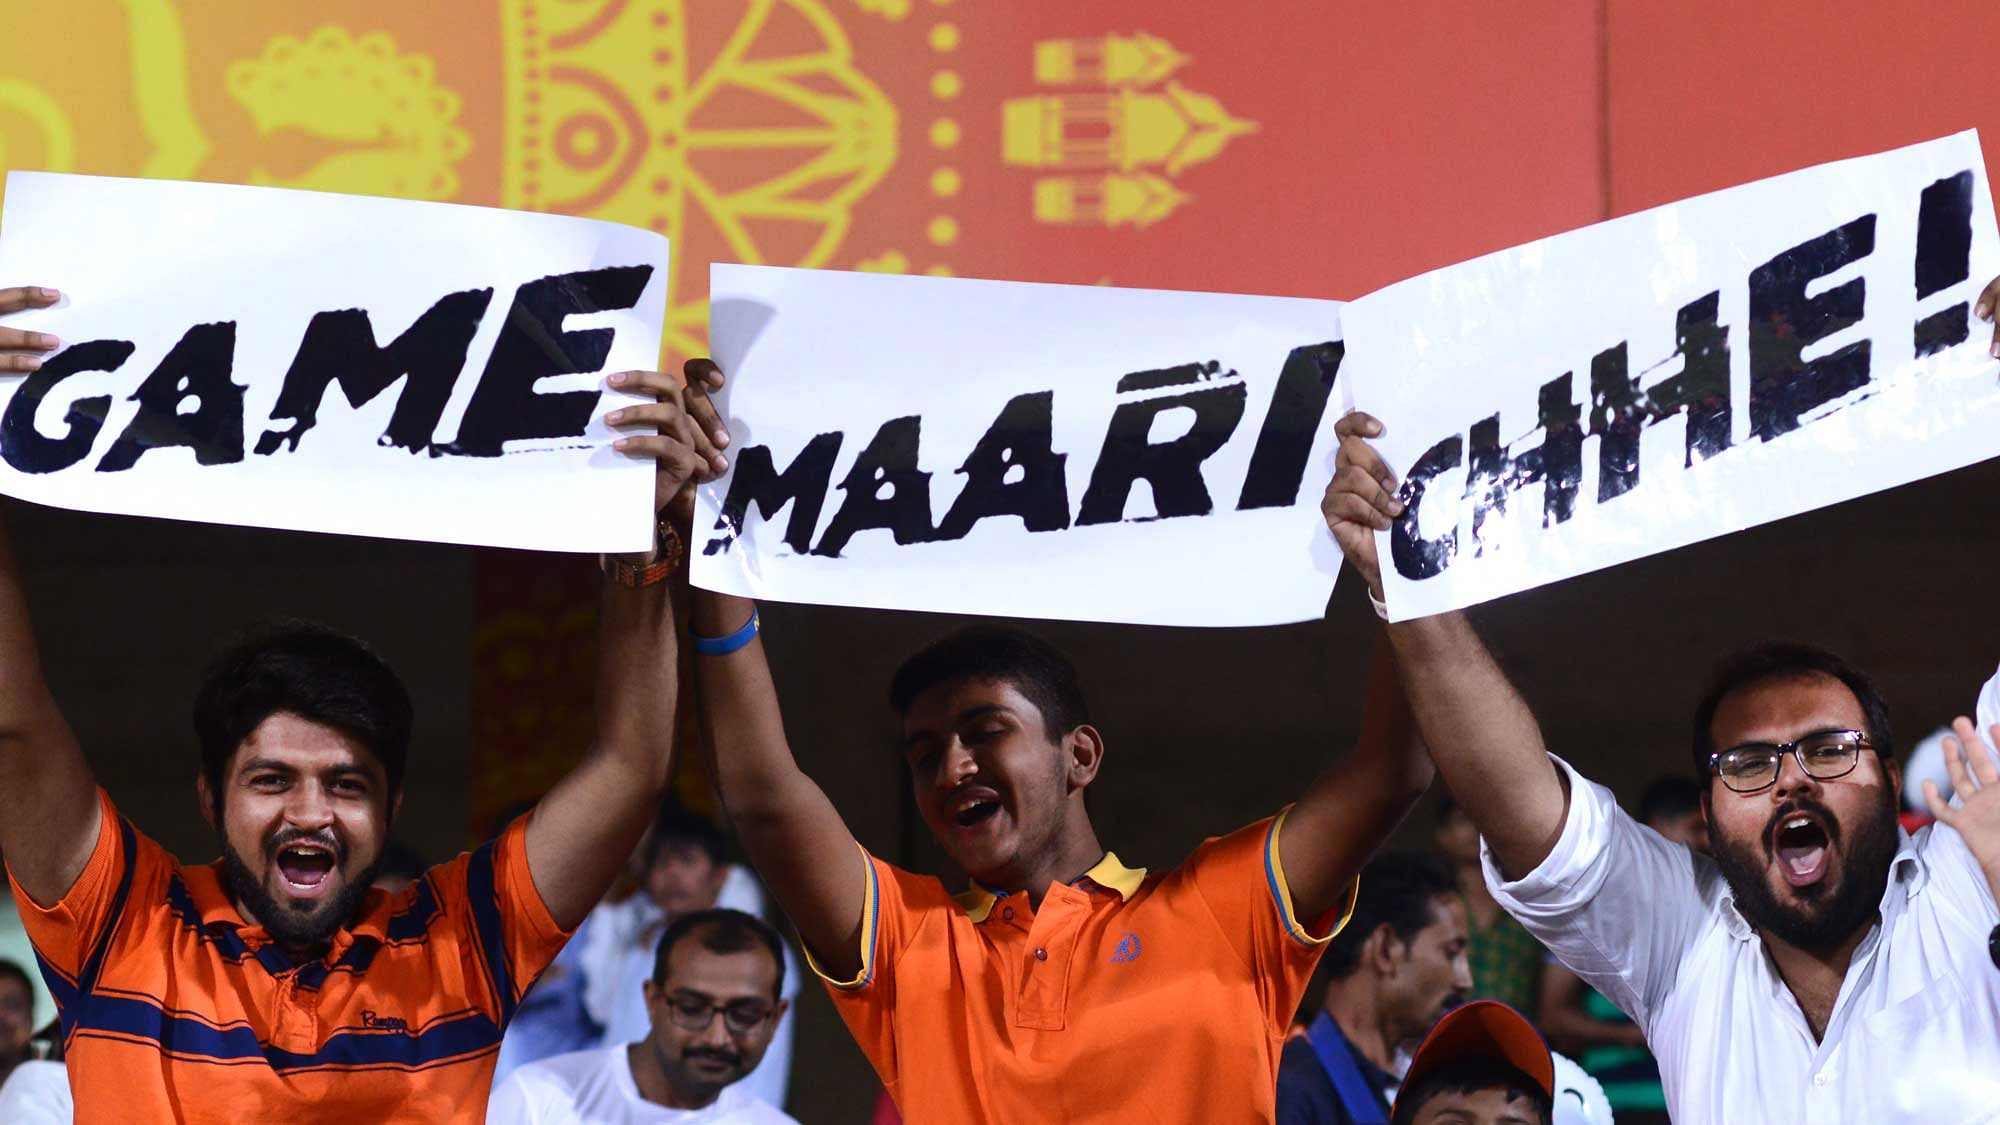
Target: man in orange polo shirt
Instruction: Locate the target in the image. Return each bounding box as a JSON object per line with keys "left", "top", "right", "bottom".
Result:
{"left": 0, "top": 285, "right": 721, "bottom": 1121}
{"left": 661, "top": 358, "right": 1432, "bottom": 1123}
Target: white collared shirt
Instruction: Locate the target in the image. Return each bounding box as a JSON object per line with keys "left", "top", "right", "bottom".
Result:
{"left": 1484, "top": 754, "right": 2000, "bottom": 1124}
{"left": 485, "top": 1044, "right": 797, "bottom": 1125}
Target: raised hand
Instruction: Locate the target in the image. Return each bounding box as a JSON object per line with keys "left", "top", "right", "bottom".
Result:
{"left": 1320, "top": 410, "right": 1405, "bottom": 596}
{"left": 0, "top": 286, "right": 62, "bottom": 373}
{"left": 1924, "top": 717, "right": 2000, "bottom": 890}
{"left": 603, "top": 358, "right": 731, "bottom": 523}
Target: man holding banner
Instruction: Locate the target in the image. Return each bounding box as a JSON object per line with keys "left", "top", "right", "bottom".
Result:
{"left": 0, "top": 283, "right": 704, "bottom": 1122}
{"left": 1321, "top": 390, "right": 2000, "bottom": 1119}
{"left": 629, "top": 353, "right": 1432, "bottom": 1124}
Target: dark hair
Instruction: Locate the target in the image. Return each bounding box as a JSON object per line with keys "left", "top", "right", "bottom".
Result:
{"left": 0, "top": 957, "right": 31, "bottom": 997}
{"left": 1323, "top": 851, "right": 1458, "bottom": 980}
{"left": 193, "top": 620, "right": 413, "bottom": 820}
{"left": 650, "top": 908, "right": 786, "bottom": 999}
{"left": 1691, "top": 642, "right": 1894, "bottom": 780}
{"left": 1637, "top": 775, "right": 1702, "bottom": 825}
{"left": 889, "top": 625, "right": 1088, "bottom": 739}
{"left": 646, "top": 798, "right": 729, "bottom": 869}
{"left": 1392, "top": 1057, "right": 1552, "bottom": 1125}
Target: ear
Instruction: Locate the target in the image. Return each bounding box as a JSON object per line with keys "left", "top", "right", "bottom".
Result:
{"left": 1065, "top": 724, "right": 1105, "bottom": 790}
{"left": 197, "top": 773, "right": 219, "bottom": 832}
{"left": 390, "top": 788, "right": 405, "bottom": 825}
{"left": 642, "top": 979, "right": 662, "bottom": 1010}
{"left": 769, "top": 996, "right": 790, "bottom": 1027}
{"left": 1366, "top": 921, "right": 1401, "bottom": 978}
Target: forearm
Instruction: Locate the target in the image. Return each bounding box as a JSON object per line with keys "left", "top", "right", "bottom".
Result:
{"left": 524, "top": 572, "right": 680, "bottom": 929}
{"left": 1279, "top": 631, "right": 1433, "bottom": 919}
{"left": 0, "top": 507, "right": 98, "bottom": 904}
{"left": 1386, "top": 610, "right": 1567, "bottom": 879}
{"left": 690, "top": 587, "right": 867, "bottom": 974}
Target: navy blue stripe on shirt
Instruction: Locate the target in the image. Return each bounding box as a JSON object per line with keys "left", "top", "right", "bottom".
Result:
{"left": 462, "top": 839, "right": 516, "bottom": 1025}
{"left": 61, "top": 816, "right": 143, "bottom": 1042}
{"left": 385, "top": 876, "right": 442, "bottom": 944}
{"left": 68, "top": 990, "right": 502, "bottom": 1072}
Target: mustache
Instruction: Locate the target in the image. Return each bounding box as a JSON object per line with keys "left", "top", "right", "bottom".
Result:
{"left": 683, "top": 1047, "right": 741, "bottom": 1066}
{"left": 1761, "top": 797, "right": 1842, "bottom": 858}
{"left": 264, "top": 827, "right": 347, "bottom": 865}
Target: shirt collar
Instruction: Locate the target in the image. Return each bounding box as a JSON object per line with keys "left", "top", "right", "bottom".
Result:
{"left": 952, "top": 852, "right": 1148, "bottom": 923}
{"left": 1718, "top": 825, "right": 1925, "bottom": 941}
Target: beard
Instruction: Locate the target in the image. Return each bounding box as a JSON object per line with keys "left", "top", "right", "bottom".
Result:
{"left": 221, "top": 832, "right": 378, "bottom": 952}
{"left": 1710, "top": 790, "right": 1900, "bottom": 956}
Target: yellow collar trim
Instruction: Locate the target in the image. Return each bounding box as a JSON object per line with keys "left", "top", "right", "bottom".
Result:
{"left": 952, "top": 852, "right": 1148, "bottom": 923}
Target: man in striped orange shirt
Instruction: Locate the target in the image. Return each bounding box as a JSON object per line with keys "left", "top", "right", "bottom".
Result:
{"left": 0, "top": 284, "right": 721, "bottom": 1122}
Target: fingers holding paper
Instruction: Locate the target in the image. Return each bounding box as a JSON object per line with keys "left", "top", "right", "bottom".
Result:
{"left": 1322, "top": 410, "right": 1404, "bottom": 595}
{"left": 606, "top": 366, "right": 728, "bottom": 518}
{"left": 0, "top": 286, "right": 61, "bottom": 373}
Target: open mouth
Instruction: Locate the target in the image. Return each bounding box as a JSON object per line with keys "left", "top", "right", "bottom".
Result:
{"left": 1772, "top": 813, "right": 1831, "bottom": 888}
{"left": 949, "top": 792, "right": 1003, "bottom": 830}
{"left": 274, "top": 843, "right": 339, "bottom": 895}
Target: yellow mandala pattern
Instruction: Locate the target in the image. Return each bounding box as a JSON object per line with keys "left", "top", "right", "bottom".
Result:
{"left": 500, "top": 0, "right": 898, "bottom": 359}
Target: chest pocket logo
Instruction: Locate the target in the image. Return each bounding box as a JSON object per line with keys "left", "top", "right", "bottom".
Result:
{"left": 1110, "top": 932, "right": 1141, "bottom": 963}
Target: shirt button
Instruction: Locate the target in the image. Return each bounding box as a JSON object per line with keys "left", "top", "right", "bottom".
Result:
{"left": 1814, "top": 1073, "right": 1829, "bottom": 1088}
{"left": 1002, "top": 907, "right": 1014, "bottom": 921}
{"left": 1034, "top": 947, "right": 1048, "bottom": 961}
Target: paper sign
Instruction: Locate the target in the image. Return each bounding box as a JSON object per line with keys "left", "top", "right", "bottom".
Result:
{"left": 0, "top": 172, "right": 670, "bottom": 552}
{"left": 691, "top": 265, "right": 1346, "bottom": 626}
{"left": 1341, "top": 131, "right": 2000, "bottom": 621}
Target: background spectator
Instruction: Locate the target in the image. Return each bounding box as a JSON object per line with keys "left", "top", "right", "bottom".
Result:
{"left": 1435, "top": 795, "right": 1545, "bottom": 1015}
{"left": 488, "top": 909, "right": 796, "bottom": 1124}
{"left": 1279, "top": 851, "right": 1471, "bottom": 1124}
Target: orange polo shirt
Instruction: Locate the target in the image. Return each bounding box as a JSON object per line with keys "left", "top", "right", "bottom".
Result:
{"left": 6, "top": 790, "right": 569, "bottom": 1123}
{"left": 812, "top": 808, "right": 1356, "bottom": 1124}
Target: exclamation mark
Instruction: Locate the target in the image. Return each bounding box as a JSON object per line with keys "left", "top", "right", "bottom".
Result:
{"left": 1914, "top": 169, "right": 1974, "bottom": 356}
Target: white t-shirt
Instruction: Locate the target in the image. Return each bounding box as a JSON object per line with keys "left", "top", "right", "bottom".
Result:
{"left": 1485, "top": 752, "right": 2000, "bottom": 1124}
{"left": 0, "top": 1060, "right": 72, "bottom": 1124}
{"left": 486, "top": 1044, "right": 796, "bottom": 1125}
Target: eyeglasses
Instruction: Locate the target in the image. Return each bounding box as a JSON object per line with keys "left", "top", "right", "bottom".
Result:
{"left": 663, "top": 992, "right": 773, "bottom": 1034}
{"left": 1708, "top": 729, "right": 1874, "bottom": 793}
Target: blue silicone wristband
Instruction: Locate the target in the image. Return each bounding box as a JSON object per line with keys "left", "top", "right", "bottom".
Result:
{"left": 692, "top": 608, "right": 760, "bottom": 656}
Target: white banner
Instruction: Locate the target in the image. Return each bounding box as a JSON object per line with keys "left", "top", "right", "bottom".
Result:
{"left": 691, "top": 265, "right": 1347, "bottom": 626}
{"left": 0, "top": 172, "right": 670, "bottom": 552}
{"left": 1342, "top": 130, "right": 2000, "bottom": 621}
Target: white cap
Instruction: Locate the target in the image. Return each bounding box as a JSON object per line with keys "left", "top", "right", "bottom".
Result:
{"left": 1904, "top": 726, "right": 1957, "bottom": 813}
{"left": 1550, "top": 1051, "right": 1615, "bottom": 1125}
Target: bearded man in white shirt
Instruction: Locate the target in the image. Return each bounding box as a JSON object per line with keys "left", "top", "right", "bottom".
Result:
{"left": 489, "top": 909, "right": 797, "bottom": 1125}
{"left": 1320, "top": 410, "right": 2000, "bottom": 1119}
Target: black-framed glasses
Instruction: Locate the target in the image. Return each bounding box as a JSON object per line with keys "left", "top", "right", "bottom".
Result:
{"left": 1708, "top": 729, "right": 1874, "bottom": 793}
{"left": 664, "top": 992, "right": 773, "bottom": 1034}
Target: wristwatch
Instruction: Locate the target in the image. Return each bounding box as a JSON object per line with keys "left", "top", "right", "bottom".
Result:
{"left": 602, "top": 509, "right": 687, "bottom": 588}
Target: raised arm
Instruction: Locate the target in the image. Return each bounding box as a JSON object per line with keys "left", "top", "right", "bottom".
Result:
{"left": 678, "top": 359, "right": 871, "bottom": 981}
{"left": 0, "top": 286, "right": 102, "bottom": 906}
{"left": 1320, "top": 411, "right": 1569, "bottom": 880}
{"left": 1276, "top": 627, "right": 1432, "bottom": 922}
{"left": 520, "top": 365, "right": 721, "bottom": 930}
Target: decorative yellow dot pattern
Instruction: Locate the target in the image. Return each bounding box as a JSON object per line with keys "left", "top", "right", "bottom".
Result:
{"left": 924, "top": 13, "right": 964, "bottom": 271}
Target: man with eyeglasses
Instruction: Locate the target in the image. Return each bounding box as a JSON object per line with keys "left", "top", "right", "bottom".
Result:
{"left": 1320, "top": 297, "right": 2000, "bottom": 1120}
{"left": 488, "top": 908, "right": 797, "bottom": 1124}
